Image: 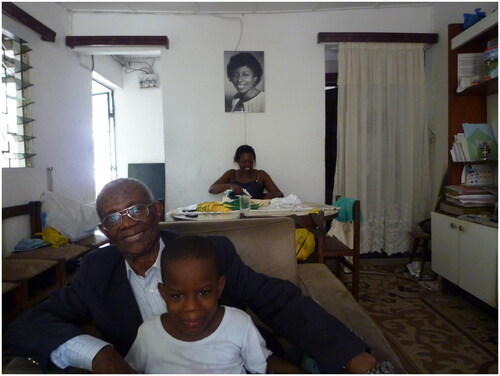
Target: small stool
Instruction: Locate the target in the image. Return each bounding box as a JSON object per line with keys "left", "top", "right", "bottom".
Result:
{"left": 408, "top": 230, "right": 431, "bottom": 280}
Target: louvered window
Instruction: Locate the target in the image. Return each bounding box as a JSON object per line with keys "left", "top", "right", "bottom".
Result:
{"left": 2, "top": 31, "right": 35, "bottom": 168}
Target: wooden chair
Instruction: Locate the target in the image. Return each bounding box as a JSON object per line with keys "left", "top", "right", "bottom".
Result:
{"left": 2, "top": 201, "right": 42, "bottom": 236}
{"left": 319, "top": 198, "right": 361, "bottom": 300}
{"left": 408, "top": 218, "right": 432, "bottom": 280}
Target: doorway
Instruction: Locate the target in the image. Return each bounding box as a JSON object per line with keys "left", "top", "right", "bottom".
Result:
{"left": 92, "top": 80, "right": 117, "bottom": 196}
{"left": 325, "top": 74, "right": 338, "bottom": 205}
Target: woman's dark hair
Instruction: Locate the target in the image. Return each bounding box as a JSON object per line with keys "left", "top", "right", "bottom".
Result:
{"left": 234, "top": 145, "right": 256, "bottom": 163}
{"left": 226, "top": 52, "right": 263, "bottom": 85}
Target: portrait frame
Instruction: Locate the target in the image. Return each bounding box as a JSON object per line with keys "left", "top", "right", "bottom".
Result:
{"left": 224, "top": 51, "right": 265, "bottom": 113}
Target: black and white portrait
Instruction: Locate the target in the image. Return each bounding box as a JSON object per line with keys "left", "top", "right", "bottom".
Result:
{"left": 224, "top": 51, "right": 265, "bottom": 113}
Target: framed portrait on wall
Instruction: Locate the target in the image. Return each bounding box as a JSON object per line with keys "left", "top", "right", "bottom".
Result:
{"left": 224, "top": 51, "right": 265, "bottom": 113}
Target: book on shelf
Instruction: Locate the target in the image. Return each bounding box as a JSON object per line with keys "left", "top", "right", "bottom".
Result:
{"left": 439, "top": 200, "right": 494, "bottom": 216}
{"left": 461, "top": 164, "right": 494, "bottom": 186}
{"left": 455, "top": 133, "right": 470, "bottom": 161}
{"left": 462, "top": 123, "right": 498, "bottom": 161}
{"left": 445, "top": 196, "right": 496, "bottom": 207}
{"left": 445, "top": 184, "right": 496, "bottom": 195}
{"left": 456, "top": 53, "right": 484, "bottom": 93}
{"left": 483, "top": 45, "right": 498, "bottom": 81}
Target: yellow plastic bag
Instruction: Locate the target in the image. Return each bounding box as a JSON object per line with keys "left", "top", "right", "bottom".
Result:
{"left": 34, "top": 227, "right": 69, "bottom": 248}
{"left": 295, "top": 228, "right": 316, "bottom": 261}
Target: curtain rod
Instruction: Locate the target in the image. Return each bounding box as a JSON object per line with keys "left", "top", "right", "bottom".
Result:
{"left": 318, "top": 32, "right": 438, "bottom": 44}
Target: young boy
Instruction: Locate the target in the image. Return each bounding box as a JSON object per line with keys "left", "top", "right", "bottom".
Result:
{"left": 125, "top": 235, "right": 302, "bottom": 373}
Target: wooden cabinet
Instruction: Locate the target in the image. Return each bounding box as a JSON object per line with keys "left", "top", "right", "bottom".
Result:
{"left": 432, "top": 212, "right": 497, "bottom": 308}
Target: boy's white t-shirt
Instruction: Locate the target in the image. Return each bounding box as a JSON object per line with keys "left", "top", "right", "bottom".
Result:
{"left": 125, "top": 306, "right": 272, "bottom": 374}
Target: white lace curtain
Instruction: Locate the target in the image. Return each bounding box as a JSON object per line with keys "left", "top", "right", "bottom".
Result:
{"left": 334, "top": 42, "right": 432, "bottom": 255}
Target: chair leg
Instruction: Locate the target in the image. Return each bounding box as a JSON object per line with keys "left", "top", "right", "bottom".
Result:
{"left": 409, "top": 236, "right": 419, "bottom": 263}
{"left": 317, "top": 235, "right": 325, "bottom": 264}
{"left": 418, "top": 240, "right": 429, "bottom": 281}
{"left": 335, "top": 258, "right": 342, "bottom": 277}
{"left": 352, "top": 255, "right": 360, "bottom": 300}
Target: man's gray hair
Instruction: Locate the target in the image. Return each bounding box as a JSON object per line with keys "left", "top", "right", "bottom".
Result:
{"left": 96, "top": 178, "right": 155, "bottom": 218}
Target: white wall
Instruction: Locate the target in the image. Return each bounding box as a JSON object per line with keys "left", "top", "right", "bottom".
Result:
{"left": 93, "top": 55, "right": 123, "bottom": 88}
{"left": 2, "top": 3, "right": 95, "bottom": 254}
{"left": 113, "top": 64, "right": 165, "bottom": 177}
{"left": 71, "top": 5, "right": 436, "bottom": 211}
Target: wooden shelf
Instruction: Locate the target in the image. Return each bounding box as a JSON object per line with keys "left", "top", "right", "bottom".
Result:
{"left": 457, "top": 77, "right": 498, "bottom": 96}
{"left": 447, "top": 20, "right": 498, "bottom": 186}
{"left": 451, "top": 10, "right": 498, "bottom": 50}
{"left": 450, "top": 160, "right": 498, "bottom": 165}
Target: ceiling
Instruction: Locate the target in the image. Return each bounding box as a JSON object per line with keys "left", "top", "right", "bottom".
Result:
{"left": 58, "top": 2, "right": 431, "bottom": 15}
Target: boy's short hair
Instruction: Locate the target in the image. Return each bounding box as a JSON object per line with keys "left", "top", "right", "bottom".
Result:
{"left": 161, "top": 235, "right": 221, "bottom": 282}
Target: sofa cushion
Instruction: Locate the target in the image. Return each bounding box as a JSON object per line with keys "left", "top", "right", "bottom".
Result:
{"left": 297, "top": 263, "right": 404, "bottom": 372}
{"left": 159, "top": 217, "right": 298, "bottom": 284}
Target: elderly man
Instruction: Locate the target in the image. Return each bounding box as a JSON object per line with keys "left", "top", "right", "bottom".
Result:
{"left": 5, "top": 178, "right": 392, "bottom": 373}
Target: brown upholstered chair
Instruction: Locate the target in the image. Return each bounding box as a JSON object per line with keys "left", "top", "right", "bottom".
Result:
{"left": 319, "top": 198, "right": 361, "bottom": 300}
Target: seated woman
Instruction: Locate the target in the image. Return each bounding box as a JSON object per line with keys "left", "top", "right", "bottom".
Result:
{"left": 209, "top": 145, "right": 284, "bottom": 199}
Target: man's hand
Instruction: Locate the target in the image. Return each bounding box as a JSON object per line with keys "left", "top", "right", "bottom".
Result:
{"left": 346, "top": 352, "right": 378, "bottom": 373}
{"left": 92, "top": 345, "right": 136, "bottom": 374}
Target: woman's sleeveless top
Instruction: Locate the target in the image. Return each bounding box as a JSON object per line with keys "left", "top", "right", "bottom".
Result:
{"left": 231, "top": 170, "right": 265, "bottom": 199}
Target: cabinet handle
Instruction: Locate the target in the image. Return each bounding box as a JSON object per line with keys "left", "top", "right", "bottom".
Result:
{"left": 459, "top": 225, "right": 465, "bottom": 231}
{"left": 450, "top": 223, "right": 457, "bottom": 229}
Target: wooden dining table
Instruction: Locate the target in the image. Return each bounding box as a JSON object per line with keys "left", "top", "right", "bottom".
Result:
{"left": 167, "top": 202, "right": 339, "bottom": 221}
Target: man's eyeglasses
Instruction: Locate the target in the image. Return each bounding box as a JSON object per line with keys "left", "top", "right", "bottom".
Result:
{"left": 101, "top": 203, "right": 155, "bottom": 230}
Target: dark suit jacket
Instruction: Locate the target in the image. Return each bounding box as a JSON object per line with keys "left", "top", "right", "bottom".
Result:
{"left": 5, "top": 230, "right": 367, "bottom": 373}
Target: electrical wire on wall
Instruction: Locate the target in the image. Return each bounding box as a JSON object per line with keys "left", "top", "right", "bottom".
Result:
{"left": 113, "top": 56, "right": 157, "bottom": 75}
{"left": 216, "top": 13, "right": 247, "bottom": 144}
{"left": 214, "top": 14, "right": 244, "bottom": 51}
{"left": 113, "top": 56, "right": 160, "bottom": 88}
{"left": 73, "top": 52, "right": 94, "bottom": 72}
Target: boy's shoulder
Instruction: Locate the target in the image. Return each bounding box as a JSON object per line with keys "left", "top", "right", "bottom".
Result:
{"left": 138, "top": 314, "right": 163, "bottom": 333}
{"left": 222, "top": 305, "right": 253, "bottom": 325}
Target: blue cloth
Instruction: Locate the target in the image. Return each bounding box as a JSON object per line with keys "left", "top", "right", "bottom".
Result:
{"left": 14, "top": 238, "right": 49, "bottom": 251}
{"left": 333, "top": 197, "right": 363, "bottom": 223}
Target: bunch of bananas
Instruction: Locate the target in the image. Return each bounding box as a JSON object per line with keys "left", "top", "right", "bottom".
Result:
{"left": 196, "top": 202, "right": 232, "bottom": 213}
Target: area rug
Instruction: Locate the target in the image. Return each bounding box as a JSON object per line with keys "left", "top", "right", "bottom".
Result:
{"left": 354, "top": 264, "right": 498, "bottom": 374}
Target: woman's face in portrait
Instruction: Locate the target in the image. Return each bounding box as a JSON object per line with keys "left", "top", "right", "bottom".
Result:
{"left": 230, "top": 65, "right": 257, "bottom": 94}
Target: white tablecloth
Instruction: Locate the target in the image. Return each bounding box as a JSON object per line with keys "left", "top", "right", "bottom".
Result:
{"left": 167, "top": 202, "right": 338, "bottom": 221}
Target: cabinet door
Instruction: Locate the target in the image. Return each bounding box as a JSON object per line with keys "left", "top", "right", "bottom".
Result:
{"left": 459, "top": 220, "right": 498, "bottom": 308}
{"left": 431, "top": 212, "right": 460, "bottom": 284}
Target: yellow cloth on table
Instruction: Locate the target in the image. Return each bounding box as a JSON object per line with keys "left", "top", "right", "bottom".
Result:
{"left": 196, "top": 202, "right": 232, "bottom": 214}
{"left": 34, "top": 227, "right": 69, "bottom": 248}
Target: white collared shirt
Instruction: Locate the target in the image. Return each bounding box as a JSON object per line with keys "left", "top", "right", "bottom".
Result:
{"left": 50, "top": 239, "right": 166, "bottom": 371}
